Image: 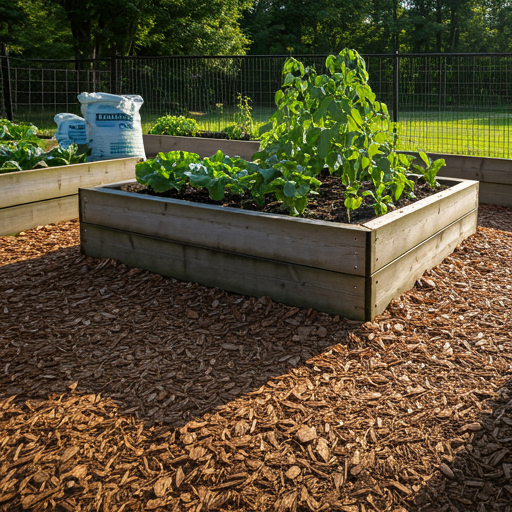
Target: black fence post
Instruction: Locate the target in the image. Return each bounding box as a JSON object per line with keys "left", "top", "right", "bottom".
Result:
{"left": 1, "top": 43, "right": 13, "bottom": 121}
{"left": 393, "top": 50, "right": 399, "bottom": 125}
{"left": 393, "top": 51, "right": 399, "bottom": 142}
{"left": 110, "top": 55, "right": 118, "bottom": 95}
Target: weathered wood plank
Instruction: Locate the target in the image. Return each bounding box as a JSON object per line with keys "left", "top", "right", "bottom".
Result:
{"left": 143, "top": 134, "right": 260, "bottom": 160}
{"left": 0, "top": 157, "right": 140, "bottom": 209}
{"left": 367, "top": 208, "right": 478, "bottom": 320}
{"left": 479, "top": 182, "right": 512, "bottom": 208}
{"left": 433, "top": 153, "right": 512, "bottom": 186}
{"left": 363, "top": 180, "right": 478, "bottom": 274}
{"left": 80, "top": 223, "right": 367, "bottom": 320}
{"left": 80, "top": 186, "right": 369, "bottom": 275}
{"left": 0, "top": 195, "right": 77, "bottom": 236}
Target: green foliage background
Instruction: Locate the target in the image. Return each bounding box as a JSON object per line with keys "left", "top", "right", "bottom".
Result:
{"left": 1, "top": 0, "right": 512, "bottom": 59}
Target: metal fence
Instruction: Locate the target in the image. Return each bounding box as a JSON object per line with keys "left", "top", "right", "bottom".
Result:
{"left": 2, "top": 52, "right": 512, "bottom": 158}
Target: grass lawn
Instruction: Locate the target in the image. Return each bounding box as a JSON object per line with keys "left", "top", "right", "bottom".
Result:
{"left": 9, "top": 107, "right": 512, "bottom": 159}
{"left": 395, "top": 110, "right": 512, "bottom": 159}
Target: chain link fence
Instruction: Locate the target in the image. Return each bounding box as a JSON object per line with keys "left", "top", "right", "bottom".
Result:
{"left": 1, "top": 52, "right": 512, "bottom": 158}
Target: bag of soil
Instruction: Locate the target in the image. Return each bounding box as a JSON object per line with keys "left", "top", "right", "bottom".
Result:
{"left": 78, "top": 92, "right": 146, "bottom": 161}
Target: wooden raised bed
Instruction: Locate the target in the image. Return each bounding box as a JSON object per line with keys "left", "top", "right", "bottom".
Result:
{"left": 0, "top": 157, "right": 140, "bottom": 236}
{"left": 407, "top": 152, "right": 512, "bottom": 207}
{"left": 79, "top": 176, "right": 478, "bottom": 321}
{"left": 143, "top": 134, "right": 260, "bottom": 160}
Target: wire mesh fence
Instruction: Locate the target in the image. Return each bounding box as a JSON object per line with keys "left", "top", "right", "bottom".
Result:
{"left": 1, "top": 52, "right": 512, "bottom": 158}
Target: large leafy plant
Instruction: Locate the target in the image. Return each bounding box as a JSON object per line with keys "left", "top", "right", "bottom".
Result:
{"left": 255, "top": 49, "right": 444, "bottom": 219}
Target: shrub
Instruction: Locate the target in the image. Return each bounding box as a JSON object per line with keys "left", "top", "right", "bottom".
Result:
{"left": 149, "top": 115, "right": 200, "bottom": 137}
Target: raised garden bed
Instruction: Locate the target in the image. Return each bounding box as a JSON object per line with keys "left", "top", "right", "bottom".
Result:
{"left": 407, "top": 152, "right": 512, "bottom": 207}
{"left": 143, "top": 134, "right": 260, "bottom": 160}
{"left": 79, "top": 176, "right": 478, "bottom": 321}
{"left": 0, "top": 157, "right": 140, "bottom": 236}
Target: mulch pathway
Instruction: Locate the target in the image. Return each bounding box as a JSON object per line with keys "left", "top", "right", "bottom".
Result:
{"left": 1, "top": 204, "right": 512, "bottom": 512}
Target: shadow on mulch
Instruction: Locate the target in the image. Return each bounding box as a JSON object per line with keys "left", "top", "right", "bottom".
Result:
{"left": 477, "top": 203, "right": 512, "bottom": 233}
{"left": 407, "top": 378, "right": 512, "bottom": 511}
{"left": 0, "top": 245, "right": 351, "bottom": 430}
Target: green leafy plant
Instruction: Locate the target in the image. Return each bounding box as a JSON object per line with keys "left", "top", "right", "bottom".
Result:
{"left": 0, "top": 142, "right": 86, "bottom": 173}
{"left": 411, "top": 151, "right": 446, "bottom": 189}
{"left": 222, "top": 94, "right": 253, "bottom": 140}
{"left": 255, "top": 49, "right": 444, "bottom": 220}
{"left": 149, "top": 115, "right": 200, "bottom": 137}
{"left": 44, "top": 144, "right": 87, "bottom": 166}
{"left": 0, "top": 119, "right": 39, "bottom": 142}
{"left": 135, "top": 150, "right": 321, "bottom": 216}
{"left": 138, "top": 50, "right": 445, "bottom": 221}
{"left": 0, "top": 142, "right": 47, "bottom": 173}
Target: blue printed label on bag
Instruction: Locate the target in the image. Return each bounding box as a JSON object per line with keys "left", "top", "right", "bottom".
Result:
{"left": 96, "top": 113, "right": 133, "bottom": 122}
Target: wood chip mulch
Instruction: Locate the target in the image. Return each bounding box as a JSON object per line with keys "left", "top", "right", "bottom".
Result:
{"left": 1, "top": 204, "right": 512, "bottom": 512}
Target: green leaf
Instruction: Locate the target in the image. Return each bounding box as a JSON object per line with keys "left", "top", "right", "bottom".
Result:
{"left": 211, "top": 150, "right": 224, "bottom": 163}
{"left": 284, "top": 181, "right": 296, "bottom": 197}
{"left": 368, "top": 143, "right": 381, "bottom": 161}
{"left": 284, "top": 73, "right": 295, "bottom": 86}
{"left": 313, "top": 96, "right": 333, "bottom": 124}
{"left": 318, "top": 129, "right": 331, "bottom": 160}
{"left": 208, "top": 179, "right": 226, "bottom": 201}
{"left": 345, "top": 196, "right": 363, "bottom": 211}
{"left": 350, "top": 109, "right": 364, "bottom": 126}
{"left": 419, "top": 151, "right": 430, "bottom": 167}
{"left": 146, "top": 174, "right": 173, "bottom": 193}
{"left": 258, "top": 122, "right": 273, "bottom": 136}
{"left": 306, "top": 127, "right": 321, "bottom": 146}
{"left": 376, "top": 157, "right": 390, "bottom": 173}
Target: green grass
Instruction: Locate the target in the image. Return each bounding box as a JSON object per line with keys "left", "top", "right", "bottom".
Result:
{"left": 9, "top": 107, "right": 512, "bottom": 159}
{"left": 394, "top": 111, "right": 512, "bottom": 159}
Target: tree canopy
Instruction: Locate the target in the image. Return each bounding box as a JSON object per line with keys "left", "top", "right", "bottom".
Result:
{"left": 2, "top": 0, "right": 512, "bottom": 59}
{"left": 241, "top": 0, "right": 512, "bottom": 54}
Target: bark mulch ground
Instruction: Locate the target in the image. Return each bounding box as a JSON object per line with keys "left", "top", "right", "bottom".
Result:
{"left": 1, "top": 204, "right": 512, "bottom": 512}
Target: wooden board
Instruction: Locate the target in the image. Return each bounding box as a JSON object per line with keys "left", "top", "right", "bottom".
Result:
{"left": 433, "top": 153, "right": 512, "bottom": 186}
{"left": 80, "top": 186, "right": 369, "bottom": 275}
{"left": 143, "top": 134, "right": 260, "bottom": 160}
{"left": 479, "top": 182, "right": 512, "bottom": 208}
{"left": 0, "top": 157, "right": 140, "bottom": 209}
{"left": 80, "top": 222, "right": 367, "bottom": 320}
{"left": 363, "top": 179, "right": 478, "bottom": 273}
{"left": 367, "top": 208, "right": 478, "bottom": 319}
{"left": 0, "top": 195, "right": 77, "bottom": 236}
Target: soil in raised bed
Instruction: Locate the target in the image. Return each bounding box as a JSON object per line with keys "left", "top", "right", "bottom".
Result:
{"left": 1, "top": 205, "right": 512, "bottom": 511}
{"left": 120, "top": 174, "right": 449, "bottom": 225}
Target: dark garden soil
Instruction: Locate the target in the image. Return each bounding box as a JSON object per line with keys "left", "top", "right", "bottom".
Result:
{"left": 1, "top": 204, "right": 512, "bottom": 511}
{"left": 121, "top": 174, "right": 448, "bottom": 225}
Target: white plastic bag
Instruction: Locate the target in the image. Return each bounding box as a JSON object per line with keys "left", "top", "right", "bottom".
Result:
{"left": 54, "top": 113, "right": 87, "bottom": 149}
{"left": 77, "top": 92, "right": 146, "bottom": 161}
